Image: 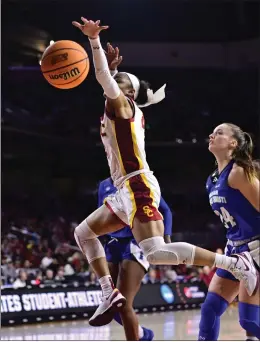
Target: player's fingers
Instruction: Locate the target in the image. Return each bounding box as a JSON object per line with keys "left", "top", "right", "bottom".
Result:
{"left": 72, "top": 21, "right": 83, "bottom": 29}
{"left": 107, "top": 43, "right": 113, "bottom": 54}
{"left": 115, "top": 47, "right": 119, "bottom": 57}
{"left": 95, "top": 20, "right": 100, "bottom": 25}
{"left": 99, "top": 25, "right": 109, "bottom": 30}
{"left": 81, "top": 17, "right": 89, "bottom": 24}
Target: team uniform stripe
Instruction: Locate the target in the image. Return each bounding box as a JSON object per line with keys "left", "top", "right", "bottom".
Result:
{"left": 130, "top": 122, "right": 144, "bottom": 170}
{"left": 127, "top": 175, "right": 163, "bottom": 227}
{"left": 111, "top": 121, "right": 127, "bottom": 176}
{"left": 114, "top": 119, "right": 142, "bottom": 174}
{"left": 140, "top": 174, "right": 163, "bottom": 220}
{"left": 125, "top": 179, "right": 137, "bottom": 227}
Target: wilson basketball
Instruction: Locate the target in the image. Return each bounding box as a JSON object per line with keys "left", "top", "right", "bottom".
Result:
{"left": 41, "top": 40, "right": 90, "bottom": 89}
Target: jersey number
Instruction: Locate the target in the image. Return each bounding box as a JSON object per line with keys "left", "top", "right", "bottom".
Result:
{"left": 214, "top": 207, "right": 236, "bottom": 229}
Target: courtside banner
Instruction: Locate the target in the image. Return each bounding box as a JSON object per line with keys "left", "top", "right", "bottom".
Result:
{"left": 1, "top": 281, "right": 207, "bottom": 325}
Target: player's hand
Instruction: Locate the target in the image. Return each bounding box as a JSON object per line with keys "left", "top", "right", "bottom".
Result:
{"left": 104, "top": 43, "right": 123, "bottom": 70}
{"left": 72, "top": 18, "right": 108, "bottom": 39}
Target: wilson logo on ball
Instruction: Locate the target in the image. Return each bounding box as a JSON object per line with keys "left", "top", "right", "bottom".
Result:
{"left": 51, "top": 53, "right": 68, "bottom": 65}
{"left": 49, "top": 67, "right": 80, "bottom": 81}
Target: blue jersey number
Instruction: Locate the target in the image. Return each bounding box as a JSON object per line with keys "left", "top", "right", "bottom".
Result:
{"left": 214, "top": 207, "right": 237, "bottom": 229}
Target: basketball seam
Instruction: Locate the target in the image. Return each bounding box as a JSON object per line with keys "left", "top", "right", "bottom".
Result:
{"left": 42, "top": 57, "right": 88, "bottom": 74}
{"left": 51, "top": 62, "right": 89, "bottom": 87}
{"left": 42, "top": 47, "right": 86, "bottom": 61}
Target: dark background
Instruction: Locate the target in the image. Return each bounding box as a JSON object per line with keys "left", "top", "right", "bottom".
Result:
{"left": 2, "top": 0, "right": 260, "bottom": 250}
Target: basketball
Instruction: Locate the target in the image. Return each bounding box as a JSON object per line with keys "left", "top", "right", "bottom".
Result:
{"left": 41, "top": 40, "right": 90, "bottom": 89}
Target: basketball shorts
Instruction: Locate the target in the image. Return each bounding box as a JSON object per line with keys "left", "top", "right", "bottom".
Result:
{"left": 104, "top": 172, "right": 163, "bottom": 228}
{"left": 104, "top": 237, "right": 150, "bottom": 272}
{"left": 216, "top": 238, "right": 260, "bottom": 282}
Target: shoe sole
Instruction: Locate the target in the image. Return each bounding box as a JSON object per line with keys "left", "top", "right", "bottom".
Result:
{"left": 89, "top": 297, "right": 126, "bottom": 327}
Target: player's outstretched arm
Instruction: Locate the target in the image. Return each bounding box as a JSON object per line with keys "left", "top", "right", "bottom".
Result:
{"left": 72, "top": 18, "right": 131, "bottom": 119}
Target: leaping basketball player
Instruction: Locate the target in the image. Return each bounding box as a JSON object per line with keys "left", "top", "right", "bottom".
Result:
{"left": 72, "top": 18, "right": 258, "bottom": 334}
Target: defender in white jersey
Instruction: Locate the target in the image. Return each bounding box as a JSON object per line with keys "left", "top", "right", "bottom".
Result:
{"left": 72, "top": 18, "right": 258, "bottom": 337}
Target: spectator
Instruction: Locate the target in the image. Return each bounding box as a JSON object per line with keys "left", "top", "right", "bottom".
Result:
{"left": 199, "top": 265, "right": 216, "bottom": 287}
{"left": 13, "top": 270, "right": 28, "bottom": 289}
{"left": 23, "top": 260, "right": 32, "bottom": 270}
{"left": 145, "top": 268, "right": 158, "bottom": 284}
{"left": 64, "top": 262, "right": 75, "bottom": 276}
{"left": 43, "top": 269, "right": 55, "bottom": 284}
{"left": 31, "top": 270, "right": 43, "bottom": 285}
{"left": 164, "top": 268, "right": 178, "bottom": 283}
{"left": 2, "top": 259, "right": 16, "bottom": 284}
{"left": 40, "top": 249, "right": 53, "bottom": 269}
{"left": 55, "top": 267, "right": 65, "bottom": 282}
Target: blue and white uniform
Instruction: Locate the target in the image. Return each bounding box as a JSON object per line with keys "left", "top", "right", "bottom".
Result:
{"left": 98, "top": 177, "right": 173, "bottom": 272}
{"left": 206, "top": 160, "right": 260, "bottom": 281}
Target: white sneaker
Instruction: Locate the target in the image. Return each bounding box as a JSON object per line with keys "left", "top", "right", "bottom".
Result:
{"left": 229, "top": 252, "right": 258, "bottom": 296}
{"left": 89, "top": 288, "right": 126, "bottom": 326}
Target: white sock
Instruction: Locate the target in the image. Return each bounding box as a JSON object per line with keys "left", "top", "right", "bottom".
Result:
{"left": 214, "top": 254, "right": 237, "bottom": 270}
{"left": 138, "top": 325, "right": 144, "bottom": 339}
{"left": 99, "top": 275, "right": 114, "bottom": 297}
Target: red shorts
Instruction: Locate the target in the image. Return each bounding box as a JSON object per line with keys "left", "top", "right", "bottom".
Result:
{"left": 104, "top": 172, "right": 163, "bottom": 228}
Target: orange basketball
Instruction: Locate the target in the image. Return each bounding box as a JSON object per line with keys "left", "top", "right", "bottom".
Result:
{"left": 41, "top": 40, "right": 90, "bottom": 89}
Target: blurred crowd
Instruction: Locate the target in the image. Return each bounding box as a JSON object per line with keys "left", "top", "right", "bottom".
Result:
{"left": 1, "top": 215, "right": 99, "bottom": 289}
{"left": 1, "top": 211, "right": 221, "bottom": 289}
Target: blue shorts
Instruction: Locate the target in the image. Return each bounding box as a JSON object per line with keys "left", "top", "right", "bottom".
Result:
{"left": 104, "top": 237, "right": 149, "bottom": 272}
{"left": 216, "top": 239, "right": 259, "bottom": 281}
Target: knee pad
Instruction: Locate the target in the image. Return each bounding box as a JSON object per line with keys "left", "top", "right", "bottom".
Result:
{"left": 239, "top": 302, "right": 260, "bottom": 339}
{"left": 74, "top": 220, "right": 105, "bottom": 263}
{"left": 139, "top": 237, "right": 195, "bottom": 265}
{"left": 198, "top": 292, "right": 229, "bottom": 341}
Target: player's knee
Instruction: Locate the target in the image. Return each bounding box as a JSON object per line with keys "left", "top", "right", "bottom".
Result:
{"left": 139, "top": 236, "right": 168, "bottom": 265}
{"left": 199, "top": 292, "right": 228, "bottom": 331}
{"left": 140, "top": 238, "right": 195, "bottom": 266}
{"left": 239, "top": 302, "right": 260, "bottom": 339}
{"left": 74, "top": 220, "right": 97, "bottom": 242}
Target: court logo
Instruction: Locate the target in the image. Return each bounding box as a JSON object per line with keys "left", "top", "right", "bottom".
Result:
{"left": 160, "top": 284, "right": 174, "bottom": 304}
{"left": 143, "top": 206, "right": 153, "bottom": 217}
{"left": 184, "top": 286, "right": 205, "bottom": 299}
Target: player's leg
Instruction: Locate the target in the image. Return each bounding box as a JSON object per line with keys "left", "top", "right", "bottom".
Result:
{"left": 238, "top": 281, "right": 260, "bottom": 340}
{"left": 74, "top": 205, "right": 125, "bottom": 277}
{"left": 114, "top": 239, "right": 154, "bottom": 341}
{"left": 132, "top": 218, "right": 257, "bottom": 296}
{"left": 198, "top": 272, "right": 239, "bottom": 340}
{"left": 74, "top": 204, "right": 126, "bottom": 326}
{"left": 116, "top": 259, "right": 146, "bottom": 341}
{"left": 238, "top": 240, "right": 260, "bottom": 340}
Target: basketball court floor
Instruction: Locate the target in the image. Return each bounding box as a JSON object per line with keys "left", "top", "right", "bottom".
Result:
{"left": 1, "top": 306, "right": 244, "bottom": 341}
